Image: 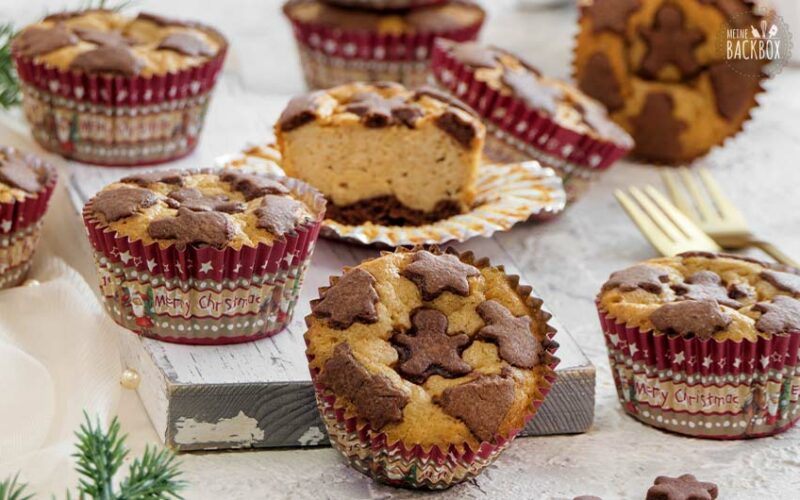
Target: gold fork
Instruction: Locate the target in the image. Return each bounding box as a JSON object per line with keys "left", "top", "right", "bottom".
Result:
{"left": 615, "top": 186, "right": 721, "bottom": 256}
{"left": 662, "top": 168, "right": 798, "bottom": 267}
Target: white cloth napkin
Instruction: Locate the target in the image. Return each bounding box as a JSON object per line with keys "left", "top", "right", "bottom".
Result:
{"left": 0, "top": 256, "right": 122, "bottom": 495}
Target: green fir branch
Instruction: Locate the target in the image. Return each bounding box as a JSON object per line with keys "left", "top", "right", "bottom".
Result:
{"left": 0, "top": 23, "right": 20, "bottom": 110}
{"left": 73, "top": 414, "right": 128, "bottom": 499}
{"left": 118, "top": 446, "right": 184, "bottom": 499}
{"left": 0, "top": 475, "right": 33, "bottom": 500}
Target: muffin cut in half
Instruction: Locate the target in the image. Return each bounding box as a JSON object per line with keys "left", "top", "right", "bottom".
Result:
{"left": 275, "top": 82, "right": 485, "bottom": 226}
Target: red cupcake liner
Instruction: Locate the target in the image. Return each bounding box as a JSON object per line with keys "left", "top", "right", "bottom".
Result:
{"left": 321, "top": 0, "right": 448, "bottom": 9}
{"left": 0, "top": 164, "right": 57, "bottom": 235}
{"left": 597, "top": 304, "right": 800, "bottom": 439}
{"left": 82, "top": 175, "right": 326, "bottom": 344}
{"left": 430, "top": 41, "right": 631, "bottom": 173}
{"left": 0, "top": 226, "right": 42, "bottom": 290}
{"left": 304, "top": 248, "right": 559, "bottom": 488}
{"left": 284, "top": 0, "right": 484, "bottom": 88}
{"left": 12, "top": 25, "right": 227, "bottom": 166}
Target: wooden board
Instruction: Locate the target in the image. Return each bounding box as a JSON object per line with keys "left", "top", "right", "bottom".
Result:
{"left": 68, "top": 167, "right": 595, "bottom": 452}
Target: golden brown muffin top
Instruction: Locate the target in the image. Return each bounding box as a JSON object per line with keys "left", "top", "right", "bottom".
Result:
{"left": 305, "top": 249, "right": 556, "bottom": 449}
{"left": 284, "top": 0, "right": 484, "bottom": 34}
{"left": 276, "top": 81, "right": 485, "bottom": 149}
{"left": 598, "top": 252, "right": 800, "bottom": 342}
{"left": 87, "top": 169, "right": 320, "bottom": 250}
{"left": 0, "top": 147, "right": 54, "bottom": 204}
{"left": 12, "top": 10, "right": 224, "bottom": 77}
{"left": 438, "top": 39, "right": 633, "bottom": 145}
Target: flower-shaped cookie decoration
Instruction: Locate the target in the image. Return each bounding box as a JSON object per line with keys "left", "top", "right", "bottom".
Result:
{"left": 646, "top": 474, "right": 718, "bottom": 500}
{"left": 392, "top": 308, "right": 471, "bottom": 382}
{"left": 312, "top": 268, "right": 380, "bottom": 329}
{"left": 401, "top": 250, "right": 480, "bottom": 300}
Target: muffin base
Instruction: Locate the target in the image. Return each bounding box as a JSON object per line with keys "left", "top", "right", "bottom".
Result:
{"left": 296, "top": 46, "right": 430, "bottom": 90}
{"left": 21, "top": 84, "right": 210, "bottom": 167}
{"left": 598, "top": 306, "right": 800, "bottom": 439}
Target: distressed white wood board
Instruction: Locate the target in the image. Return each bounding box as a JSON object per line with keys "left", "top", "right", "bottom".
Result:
{"left": 68, "top": 171, "right": 594, "bottom": 450}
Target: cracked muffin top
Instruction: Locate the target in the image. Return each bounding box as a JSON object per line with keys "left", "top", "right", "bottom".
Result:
{"left": 305, "top": 248, "right": 557, "bottom": 449}
{"left": 86, "top": 169, "right": 322, "bottom": 250}
{"left": 12, "top": 9, "right": 225, "bottom": 76}
{"left": 598, "top": 252, "right": 800, "bottom": 342}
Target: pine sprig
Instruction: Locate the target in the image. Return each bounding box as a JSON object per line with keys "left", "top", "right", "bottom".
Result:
{"left": 118, "top": 446, "right": 184, "bottom": 499}
{"left": 0, "top": 23, "right": 20, "bottom": 110}
{"left": 73, "top": 414, "right": 129, "bottom": 499}
{"left": 0, "top": 475, "right": 33, "bottom": 500}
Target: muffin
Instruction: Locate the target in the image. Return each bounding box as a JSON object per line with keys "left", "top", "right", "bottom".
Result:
{"left": 322, "top": 0, "right": 447, "bottom": 7}
{"left": 83, "top": 168, "right": 325, "bottom": 344}
{"left": 598, "top": 252, "right": 800, "bottom": 438}
{"left": 275, "top": 82, "right": 485, "bottom": 226}
{"left": 283, "top": 0, "right": 485, "bottom": 89}
{"left": 0, "top": 147, "right": 57, "bottom": 289}
{"left": 12, "top": 9, "right": 227, "bottom": 166}
{"left": 574, "top": 0, "right": 768, "bottom": 163}
{"left": 305, "top": 247, "right": 559, "bottom": 488}
{"left": 431, "top": 39, "right": 633, "bottom": 200}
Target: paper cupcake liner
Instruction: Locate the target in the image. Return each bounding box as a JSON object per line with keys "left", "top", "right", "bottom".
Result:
{"left": 0, "top": 224, "right": 42, "bottom": 290}
{"left": 322, "top": 0, "right": 447, "bottom": 9}
{"left": 284, "top": 0, "right": 484, "bottom": 89}
{"left": 305, "top": 248, "right": 559, "bottom": 488}
{"left": 215, "top": 147, "right": 566, "bottom": 247}
{"left": 82, "top": 175, "right": 326, "bottom": 345}
{"left": 597, "top": 305, "right": 800, "bottom": 439}
{"left": 13, "top": 27, "right": 227, "bottom": 166}
{"left": 430, "top": 42, "right": 631, "bottom": 174}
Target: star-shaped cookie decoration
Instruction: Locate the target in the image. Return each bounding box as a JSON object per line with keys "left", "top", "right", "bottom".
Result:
{"left": 147, "top": 207, "right": 234, "bottom": 249}
{"left": 646, "top": 474, "right": 719, "bottom": 500}
{"left": 435, "top": 374, "right": 515, "bottom": 442}
{"left": 344, "top": 92, "right": 422, "bottom": 128}
{"left": 392, "top": 308, "right": 471, "bottom": 382}
{"left": 501, "top": 69, "right": 563, "bottom": 115}
{"left": 254, "top": 195, "right": 310, "bottom": 235}
{"left": 167, "top": 188, "right": 245, "bottom": 214}
{"left": 449, "top": 41, "right": 499, "bottom": 68}
{"left": 585, "top": 0, "right": 641, "bottom": 35}
{"left": 121, "top": 169, "right": 186, "bottom": 187}
{"left": 401, "top": 251, "right": 480, "bottom": 301}
{"left": 0, "top": 156, "right": 42, "bottom": 193}
{"left": 602, "top": 264, "right": 670, "bottom": 294}
{"left": 12, "top": 24, "right": 78, "bottom": 57}
{"left": 638, "top": 4, "right": 705, "bottom": 79}
{"left": 220, "top": 170, "right": 289, "bottom": 201}
{"left": 673, "top": 271, "right": 742, "bottom": 308}
{"left": 650, "top": 300, "right": 730, "bottom": 339}
{"left": 312, "top": 268, "right": 380, "bottom": 329}
{"left": 93, "top": 187, "right": 157, "bottom": 222}
{"left": 318, "top": 343, "right": 408, "bottom": 431}
{"left": 753, "top": 296, "right": 800, "bottom": 335}
{"left": 476, "top": 300, "right": 541, "bottom": 369}
{"left": 761, "top": 270, "right": 800, "bottom": 295}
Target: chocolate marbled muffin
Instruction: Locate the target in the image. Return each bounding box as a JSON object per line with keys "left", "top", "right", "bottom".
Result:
{"left": 283, "top": 0, "right": 485, "bottom": 89}
{"left": 321, "top": 0, "right": 447, "bottom": 8}
{"left": 574, "top": 0, "right": 768, "bottom": 163}
{"left": 276, "top": 82, "right": 484, "bottom": 226}
{"left": 0, "top": 147, "right": 57, "bottom": 289}
{"left": 12, "top": 10, "right": 228, "bottom": 165}
{"left": 598, "top": 252, "right": 800, "bottom": 438}
{"left": 305, "top": 248, "right": 558, "bottom": 488}
{"left": 83, "top": 169, "right": 326, "bottom": 344}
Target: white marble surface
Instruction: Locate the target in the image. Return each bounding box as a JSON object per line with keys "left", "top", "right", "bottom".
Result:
{"left": 3, "top": 0, "right": 800, "bottom": 498}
